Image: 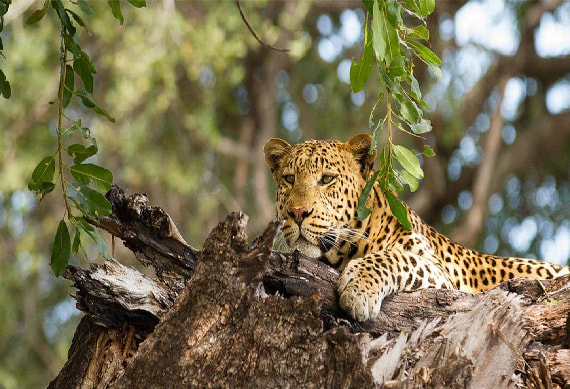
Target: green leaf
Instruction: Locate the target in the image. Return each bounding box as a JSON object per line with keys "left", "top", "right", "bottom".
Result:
{"left": 73, "top": 184, "right": 112, "bottom": 218}
{"left": 393, "top": 144, "right": 423, "bottom": 179}
{"left": 372, "top": 0, "right": 400, "bottom": 66}
{"left": 385, "top": 191, "right": 411, "bottom": 230}
{"left": 26, "top": 4, "right": 48, "bottom": 25}
{"left": 59, "top": 121, "right": 80, "bottom": 138}
{"left": 383, "top": 8, "right": 401, "bottom": 67}
{"left": 383, "top": 173, "right": 401, "bottom": 193}
{"left": 406, "top": 40, "right": 440, "bottom": 66}
{"left": 108, "top": 0, "right": 124, "bottom": 25}
{"left": 378, "top": 145, "right": 391, "bottom": 180}
{"left": 378, "top": 64, "right": 404, "bottom": 96}
{"left": 350, "top": 34, "right": 373, "bottom": 93}
{"left": 403, "top": 0, "right": 434, "bottom": 17}
{"left": 386, "top": 1, "right": 403, "bottom": 30}
{"left": 82, "top": 52, "right": 97, "bottom": 74}
{"left": 387, "top": 55, "right": 406, "bottom": 77}
{"left": 419, "top": 0, "right": 435, "bottom": 16}
{"left": 76, "top": 88, "right": 116, "bottom": 123}
{"left": 370, "top": 129, "right": 378, "bottom": 154}
{"left": 422, "top": 144, "right": 435, "bottom": 157}
{"left": 67, "top": 144, "right": 98, "bottom": 164}
{"left": 63, "top": 33, "right": 82, "bottom": 59}
{"left": 0, "top": 69, "right": 11, "bottom": 99}
{"left": 72, "top": 227, "right": 81, "bottom": 254}
{"left": 37, "top": 182, "right": 56, "bottom": 201}
{"left": 361, "top": 0, "right": 373, "bottom": 14}
{"left": 75, "top": 87, "right": 95, "bottom": 108}
{"left": 66, "top": 8, "right": 87, "bottom": 29}
{"left": 78, "top": 0, "right": 93, "bottom": 16}
{"left": 93, "top": 229, "right": 111, "bottom": 260}
{"left": 398, "top": 169, "right": 418, "bottom": 192}
{"left": 406, "top": 39, "right": 443, "bottom": 78}
{"left": 127, "top": 0, "right": 146, "bottom": 8}
{"left": 51, "top": 0, "right": 76, "bottom": 35}
{"left": 358, "top": 170, "right": 381, "bottom": 220}
{"left": 390, "top": 168, "right": 404, "bottom": 192}
{"left": 74, "top": 216, "right": 96, "bottom": 236}
{"left": 29, "top": 156, "right": 55, "bottom": 191}
{"left": 80, "top": 125, "right": 98, "bottom": 147}
{"left": 73, "top": 218, "right": 110, "bottom": 260}
{"left": 410, "top": 118, "right": 432, "bottom": 134}
{"left": 406, "top": 25, "right": 429, "bottom": 41}
{"left": 51, "top": 219, "right": 71, "bottom": 276}
{"left": 409, "top": 74, "right": 422, "bottom": 102}
{"left": 93, "top": 105, "right": 116, "bottom": 123}
{"left": 395, "top": 94, "right": 421, "bottom": 124}
{"left": 371, "top": 0, "right": 385, "bottom": 60}
{"left": 62, "top": 65, "right": 74, "bottom": 108}
{"left": 74, "top": 57, "right": 93, "bottom": 93}
{"left": 407, "top": 73, "right": 430, "bottom": 109}
{"left": 71, "top": 163, "right": 113, "bottom": 192}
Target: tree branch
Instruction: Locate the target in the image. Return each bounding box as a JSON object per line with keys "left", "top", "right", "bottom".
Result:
{"left": 451, "top": 76, "right": 508, "bottom": 247}
{"left": 491, "top": 110, "right": 570, "bottom": 192}
{"left": 53, "top": 186, "right": 570, "bottom": 387}
{"left": 235, "top": 0, "right": 289, "bottom": 53}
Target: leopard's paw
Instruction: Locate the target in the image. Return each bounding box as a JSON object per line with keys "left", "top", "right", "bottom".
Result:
{"left": 337, "top": 270, "right": 384, "bottom": 322}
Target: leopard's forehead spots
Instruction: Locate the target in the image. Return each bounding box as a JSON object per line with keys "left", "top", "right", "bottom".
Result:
{"left": 284, "top": 140, "right": 347, "bottom": 172}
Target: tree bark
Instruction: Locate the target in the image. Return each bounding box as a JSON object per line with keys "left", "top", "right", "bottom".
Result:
{"left": 50, "top": 186, "right": 570, "bottom": 388}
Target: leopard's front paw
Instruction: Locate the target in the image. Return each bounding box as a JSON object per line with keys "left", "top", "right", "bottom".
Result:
{"left": 337, "top": 271, "right": 384, "bottom": 322}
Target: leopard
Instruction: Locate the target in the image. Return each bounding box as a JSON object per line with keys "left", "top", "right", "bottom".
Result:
{"left": 264, "top": 133, "right": 570, "bottom": 322}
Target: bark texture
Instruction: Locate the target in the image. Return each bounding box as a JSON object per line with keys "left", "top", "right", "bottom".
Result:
{"left": 51, "top": 186, "right": 570, "bottom": 388}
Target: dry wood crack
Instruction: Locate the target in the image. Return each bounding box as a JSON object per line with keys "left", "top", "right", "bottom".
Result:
{"left": 50, "top": 186, "right": 570, "bottom": 388}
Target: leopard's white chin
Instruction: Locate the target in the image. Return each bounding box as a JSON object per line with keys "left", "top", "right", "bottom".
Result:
{"left": 291, "top": 237, "right": 322, "bottom": 258}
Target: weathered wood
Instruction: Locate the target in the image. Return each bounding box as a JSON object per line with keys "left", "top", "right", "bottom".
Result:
{"left": 98, "top": 185, "right": 199, "bottom": 291}
{"left": 47, "top": 317, "right": 105, "bottom": 389}
{"left": 112, "top": 212, "right": 376, "bottom": 388}
{"left": 64, "top": 259, "right": 176, "bottom": 335}
{"left": 546, "top": 349, "right": 570, "bottom": 386}
{"left": 53, "top": 186, "right": 570, "bottom": 388}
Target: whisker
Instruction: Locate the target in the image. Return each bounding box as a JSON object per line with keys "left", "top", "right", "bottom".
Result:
{"left": 320, "top": 233, "right": 341, "bottom": 251}
{"left": 329, "top": 226, "right": 371, "bottom": 243}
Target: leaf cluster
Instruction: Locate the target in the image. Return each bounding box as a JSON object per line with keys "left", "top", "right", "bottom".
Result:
{"left": 28, "top": 134, "right": 114, "bottom": 275}
{"left": 23, "top": 0, "right": 146, "bottom": 276}
{"left": 351, "top": 0, "right": 440, "bottom": 229}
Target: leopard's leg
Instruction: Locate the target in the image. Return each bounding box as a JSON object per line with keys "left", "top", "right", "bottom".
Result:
{"left": 337, "top": 250, "right": 454, "bottom": 321}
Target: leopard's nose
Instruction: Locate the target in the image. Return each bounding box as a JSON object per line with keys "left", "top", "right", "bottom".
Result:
{"left": 287, "top": 207, "right": 313, "bottom": 225}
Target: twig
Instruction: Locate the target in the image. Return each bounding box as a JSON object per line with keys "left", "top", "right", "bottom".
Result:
{"left": 235, "top": 0, "right": 289, "bottom": 53}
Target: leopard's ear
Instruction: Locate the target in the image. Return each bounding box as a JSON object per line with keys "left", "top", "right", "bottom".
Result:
{"left": 346, "top": 134, "right": 377, "bottom": 177}
{"left": 264, "top": 138, "right": 292, "bottom": 172}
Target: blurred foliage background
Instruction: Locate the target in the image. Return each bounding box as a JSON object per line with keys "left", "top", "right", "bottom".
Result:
{"left": 1, "top": 0, "right": 570, "bottom": 387}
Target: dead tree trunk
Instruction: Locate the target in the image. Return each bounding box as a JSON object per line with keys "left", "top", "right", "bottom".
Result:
{"left": 49, "top": 186, "right": 570, "bottom": 388}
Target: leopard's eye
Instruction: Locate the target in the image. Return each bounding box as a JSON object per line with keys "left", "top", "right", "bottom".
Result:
{"left": 320, "top": 174, "right": 335, "bottom": 185}
{"left": 283, "top": 174, "right": 295, "bottom": 184}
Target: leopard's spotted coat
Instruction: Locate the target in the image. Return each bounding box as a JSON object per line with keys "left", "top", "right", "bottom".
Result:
{"left": 264, "top": 134, "right": 569, "bottom": 321}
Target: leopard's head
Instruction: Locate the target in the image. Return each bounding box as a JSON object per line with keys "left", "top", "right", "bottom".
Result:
{"left": 264, "top": 134, "right": 377, "bottom": 265}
